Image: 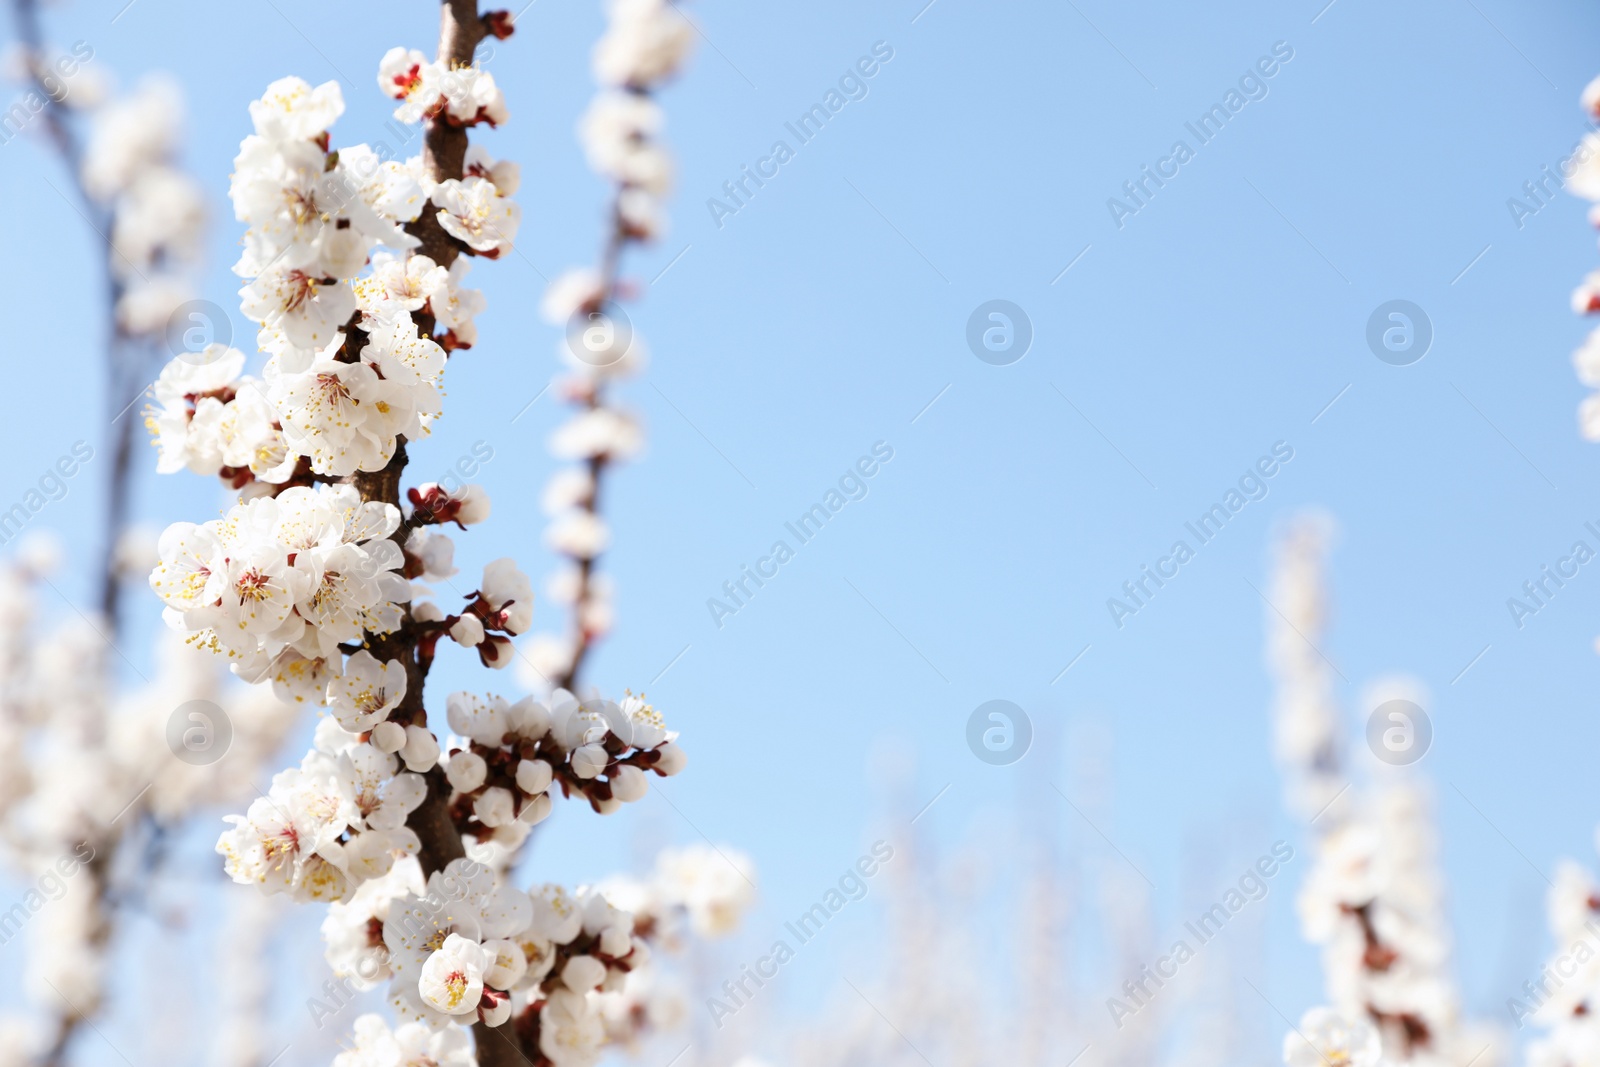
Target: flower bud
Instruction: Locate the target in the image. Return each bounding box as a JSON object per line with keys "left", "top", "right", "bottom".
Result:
{"left": 653, "top": 742, "right": 686, "bottom": 776}
{"left": 483, "top": 938, "right": 528, "bottom": 989}
{"left": 371, "top": 720, "right": 407, "bottom": 753}
{"left": 519, "top": 792, "right": 553, "bottom": 825}
{"left": 562, "top": 954, "right": 606, "bottom": 992}
{"left": 479, "top": 634, "right": 514, "bottom": 669}
{"left": 598, "top": 923, "right": 632, "bottom": 958}
{"left": 446, "top": 750, "right": 488, "bottom": 793}
{"left": 454, "top": 484, "right": 491, "bottom": 524}
{"left": 509, "top": 695, "right": 551, "bottom": 739}
{"left": 450, "top": 614, "right": 486, "bottom": 647}
{"left": 474, "top": 786, "right": 515, "bottom": 827}
{"left": 516, "top": 758, "right": 553, "bottom": 795}
{"left": 571, "top": 743, "right": 608, "bottom": 779}
{"left": 479, "top": 996, "right": 511, "bottom": 1028}
{"left": 401, "top": 724, "right": 440, "bottom": 772}
{"left": 611, "top": 764, "right": 648, "bottom": 802}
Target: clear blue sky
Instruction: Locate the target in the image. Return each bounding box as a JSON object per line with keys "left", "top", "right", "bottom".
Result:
{"left": 6, "top": 0, "right": 1600, "bottom": 1061}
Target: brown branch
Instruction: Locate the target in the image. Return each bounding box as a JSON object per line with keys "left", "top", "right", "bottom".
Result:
{"left": 376, "top": 5, "right": 528, "bottom": 1064}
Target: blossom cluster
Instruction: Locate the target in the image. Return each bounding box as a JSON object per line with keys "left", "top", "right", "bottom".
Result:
{"left": 321, "top": 840, "right": 752, "bottom": 1063}
{"left": 217, "top": 682, "right": 687, "bottom": 906}
{"left": 139, "top": 3, "right": 730, "bottom": 1062}
{"left": 437, "top": 688, "right": 685, "bottom": 846}
{"left": 149, "top": 482, "right": 409, "bottom": 670}
{"left": 143, "top": 70, "right": 514, "bottom": 491}
{"left": 1266, "top": 520, "right": 1499, "bottom": 1067}
{"left": 325, "top": 861, "right": 662, "bottom": 1063}
{"left": 1282, "top": 1007, "right": 1382, "bottom": 1067}
{"left": 1294, "top": 781, "right": 1486, "bottom": 1064}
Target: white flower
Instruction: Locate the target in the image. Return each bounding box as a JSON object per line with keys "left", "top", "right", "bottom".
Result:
{"left": 480, "top": 559, "right": 534, "bottom": 635}
{"left": 145, "top": 347, "right": 246, "bottom": 476}
{"left": 550, "top": 407, "right": 642, "bottom": 460}
{"left": 540, "top": 269, "right": 604, "bottom": 325}
{"left": 401, "top": 724, "right": 440, "bottom": 772}
{"left": 474, "top": 787, "right": 516, "bottom": 828}
{"left": 445, "top": 749, "right": 488, "bottom": 793}
{"left": 652, "top": 843, "right": 754, "bottom": 936}
{"left": 561, "top": 954, "right": 606, "bottom": 993}
{"left": 216, "top": 766, "right": 355, "bottom": 902}
{"left": 240, "top": 268, "right": 355, "bottom": 350}
{"left": 249, "top": 76, "right": 344, "bottom": 142}
{"left": 450, "top": 615, "right": 485, "bottom": 647}
{"left": 355, "top": 252, "right": 447, "bottom": 323}
{"left": 1297, "top": 823, "right": 1381, "bottom": 942}
{"left": 611, "top": 765, "right": 647, "bottom": 802}
{"left": 1581, "top": 393, "right": 1600, "bottom": 442}
{"left": 433, "top": 176, "right": 520, "bottom": 255}
{"left": 483, "top": 938, "right": 527, "bottom": 990}
{"left": 654, "top": 741, "right": 686, "bottom": 776}
{"left": 447, "top": 692, "right": 512, "bottom": 747}
{"left": 1282, "top": 1008, "right": 1380, "bottom": 1067}
{"left": 81, "top": 76, "right": 182, "bottom": 200}
{"left": 546, "top": 512, "right": 610, "bottom": 559}
{"left": 1575, "top": 327, "right": 1600, "bottom": 387}
{"left": 571, "top": 744, "right": 608, "bottom": 780}
{"left": 323, "top": 858, "right": 425, "bottom": 990}
{"left": 428, "top": 256, "right": 487, "bottom": 346}
{"left": 465, "top": 143, "right": 520, "bottom": 194}
{"left": 540, "top": 988, "right": 605, "bottom": 1067}
{"left": 418, "top": 933, "right": 490, "bottom": 1017}
{"left": 516, "top": 759, "right": 552, "bottom": 796}
{"left": 149, "top": 521, "right": 224, "bottom": 612}
{"left": 326, "top": 651, "right": 407, "bottom": 732}
{"left": 605, "top": 692, "right": 670, "bottom": 749}
{"left": 1567, "top": 133, "right": 1600, "bottom": 201}
{"left": 579, "top": 92, "right": 662, "bottom": 179}
{"left": 593, "top": 0, "right": 694, "bottom": 88}
{"left": 117, "top": 275, "right": 194, "bottom": 337}
{"left": 1574, "top": 270, "right": 1600, "bottom": 315}
{"left": 372, "top": 720, "right": 408, "bottom": 753}
{"left": 549, "top": 690, "right": 610, "bottom": 751}
{"left": 378, "top": 47, "right": 434, "bottom": 116}
{"left": 529, "top": 884, "right": 585, "bottom": 944}
{"left": 333, "top": 1014, "right": 475, "bottom": 1067}
{"left": 436, "top": 64, "right": 509, "bottom": 126}
{"left": 362, "top": 314, "right": 447, "bottom": 388}
{"left": 337, "top": 743, "right": 426, "bottom": 835}
{"left": 407, "top": 528, "right": 458, "bottom": 580}
{"left": 520, "top": 793, "right": 553, "bottom": 826}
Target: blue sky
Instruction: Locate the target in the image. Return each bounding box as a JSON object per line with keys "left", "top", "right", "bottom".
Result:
{"left": 7, "top": 0, "right": 1600, "bottom": 1061}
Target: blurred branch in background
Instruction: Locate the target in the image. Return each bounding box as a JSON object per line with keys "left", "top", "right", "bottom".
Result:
{"left": 1, "top": 5, "right": 282, "bottom": 1067}
{"left": 1267, "top": 515, "right": 1502, "bottom": 1067}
